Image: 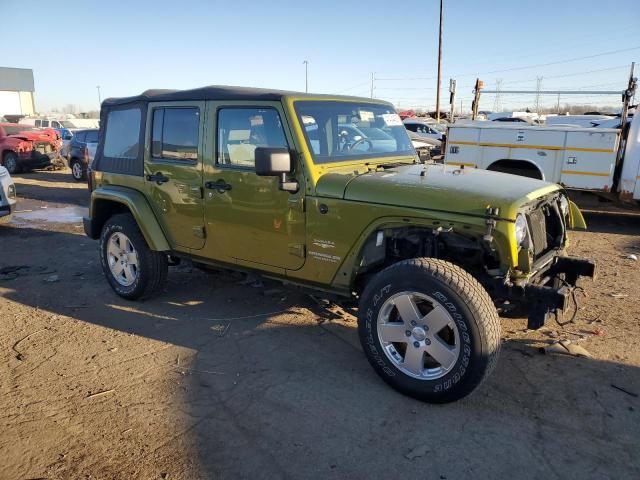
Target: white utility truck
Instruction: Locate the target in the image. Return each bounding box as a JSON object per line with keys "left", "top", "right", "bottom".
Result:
{"left": 446, "top": 64, "right": 639, "bottom": 202}
{"left": 443, "top": 121, "right": 635, "bottom": 195}
{"left": 445, "top": 117, "right": 640, "bottom": 201}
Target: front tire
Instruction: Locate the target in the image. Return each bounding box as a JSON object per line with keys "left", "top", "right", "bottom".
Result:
{"left": 70, "top": 158, "right": 86, "bottom": 181}
{"left": 3, "top": 152, "right": 21, "bottom": 174}
{"left": 358, "top": 258, "right": 501, "bottom": 403}
{"left": 100, "top": 213, "right": 168, "bottom": 300}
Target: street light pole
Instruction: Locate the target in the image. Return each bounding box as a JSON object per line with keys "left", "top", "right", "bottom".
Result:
{"left": 435, "top": 0, "right": 443, "bottom": 122}
{"left": 303, "top": 61, "right": 309, "bottom": 93}
{"left": 96, "top": 85, "right": 101, "bottom": 106}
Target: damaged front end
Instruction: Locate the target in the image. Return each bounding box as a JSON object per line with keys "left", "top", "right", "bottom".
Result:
{"left": 489, "top": 192, "right": 596, "bottom": 329}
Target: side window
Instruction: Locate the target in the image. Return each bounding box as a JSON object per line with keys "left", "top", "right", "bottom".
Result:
{"left": 151, "top": 107, "right": 199, "bottom": 161}
{"left": 41, "top": 120, "right": 49, "bottom": 127}
{"left": 103, "top": 108, "right": 141, "bottom": 159}
{"left": 217, "top": 108, "right": 288, "bottom": 168}
{"left": 35, "top": 120, "right": 41, "bottom": 127}
{"left": 405, "top": 123, "right": 417, "bottom": 132}
{"left": 52, "top": 121, "right": 60, "bottom": 128}
{"left": 85, "top": 130, "right": 99, "bottom": 143}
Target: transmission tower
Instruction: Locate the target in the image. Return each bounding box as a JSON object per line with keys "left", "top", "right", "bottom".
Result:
{"left": 535, "top": 76, "right": 543, "bottom": 114}
{"left": 493, "top": 79, "right": 503, "bottom": 112}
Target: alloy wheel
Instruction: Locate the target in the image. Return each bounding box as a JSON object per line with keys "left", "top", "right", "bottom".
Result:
{"left": 377, "top": 291, "right": 461, "bottom": 380}
{"left": 107, "top": 232, "right": 140, "bottom": 287}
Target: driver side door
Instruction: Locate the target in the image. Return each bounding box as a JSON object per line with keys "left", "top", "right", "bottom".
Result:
{"left": 203, "top": 102, "right": 306, "bottom": 271}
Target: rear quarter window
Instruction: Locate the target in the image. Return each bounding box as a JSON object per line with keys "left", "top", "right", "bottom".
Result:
{"left": 103, "top": 108, "right": 141, "bottom": 159}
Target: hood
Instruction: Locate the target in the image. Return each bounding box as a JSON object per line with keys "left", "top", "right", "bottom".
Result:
{"left": 9, "top": 132, "right": 44, "bottom": 141}
{"left": 316, "top": 164, "right": 561, "bottom": 220}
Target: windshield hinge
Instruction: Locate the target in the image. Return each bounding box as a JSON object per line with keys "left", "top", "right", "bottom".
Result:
{"left": 287, "top": 197, "right": 305, "bottom": 212}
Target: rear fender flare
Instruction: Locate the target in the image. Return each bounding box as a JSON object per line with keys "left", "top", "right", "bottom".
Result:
{"left": 89, "top": 186, "right": 171, "bottom": 251}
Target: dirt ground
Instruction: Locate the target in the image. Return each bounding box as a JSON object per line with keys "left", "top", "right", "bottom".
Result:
{"left": 1, "top": 170, "right": 639, "bottom": 480}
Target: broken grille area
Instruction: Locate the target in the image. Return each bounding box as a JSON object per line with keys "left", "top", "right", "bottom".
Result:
{"left": 34, "top": 142, "right": 53, "bottom": 154}
{"left": 528, "top": 199, "right": 565, "bottom": 259}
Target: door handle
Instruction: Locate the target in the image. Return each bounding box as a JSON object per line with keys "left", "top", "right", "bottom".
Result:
{"left": 146, "top": 172, "right": 169, "bottom": 185}
{"left": 205, "top": 179, "right": 232, "bottom": 193}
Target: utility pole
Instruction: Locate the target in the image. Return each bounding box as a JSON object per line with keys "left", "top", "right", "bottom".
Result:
{"left": 556, "top": 93, "right": 561, "bottom": 114}
{"left": 471, "top": 78, "right": 483, "bottom": 120}
{"left": 435, "top": 0, "right": 444, "bottom": 121}
{"left": 370, "top": 72, "right": 375, "bottom": 98}
{"left": 535, "top": 76, "right": 543, "bottom": 115}
{"left": 96, "top": 85, "right": 101, "bottom": 106}
{"left": 449, "top": 78, "right": 456, "bottom": 122}
{"left": 303, "top": 60, "right": 309, "bottom": 93}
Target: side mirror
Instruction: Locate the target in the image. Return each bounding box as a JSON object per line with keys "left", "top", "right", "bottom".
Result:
{"left": 255, "top": 147, "right": 298, "bottom": 193}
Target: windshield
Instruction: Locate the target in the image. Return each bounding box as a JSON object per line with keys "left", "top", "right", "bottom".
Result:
{"left": 3, "top": 125, "right": 24, "bottom": 135}
{"left": 61, "top": 121, "right": 76, "bottom": 128}
{"left": 294, "top": 101, "right": 414, "bottom": 164}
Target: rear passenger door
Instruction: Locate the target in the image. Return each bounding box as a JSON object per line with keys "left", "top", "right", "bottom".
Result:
{"left": 144, "top": 102, "right": 206, "bottom": 251}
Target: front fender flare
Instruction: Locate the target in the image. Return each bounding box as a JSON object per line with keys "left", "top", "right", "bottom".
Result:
{"left": 87, "top": 186, "right": 171, "bottom": 251}
{"left": 568, "top": 200, "right": 587, "bottom": 230}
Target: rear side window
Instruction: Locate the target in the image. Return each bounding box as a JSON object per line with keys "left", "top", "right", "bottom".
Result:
{"left": 35, "top": 120, "right": 41, "bottom": 127}
{"left": 41, "top": 120, "right": 49, "bottom": 127}
{"left": 151, "top": 108, "right": 199, "bottom": 161}
{"left": 103, "top": 108, "right": 141, "bottom": 159}
{"left": 85, "top": 130, "right": 99, "bottom": 143}
{"left": 217, "top": 108, "right": 288, "bottom": 168}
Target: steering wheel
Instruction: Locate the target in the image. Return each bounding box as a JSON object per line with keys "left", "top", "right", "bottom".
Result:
{"left": 348, "top": 137, "right": 373, "bottom": 152}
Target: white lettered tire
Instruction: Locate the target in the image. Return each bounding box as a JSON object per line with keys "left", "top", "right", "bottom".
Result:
{"left": 358, "top": 258, "right": 501, "bottom": 403}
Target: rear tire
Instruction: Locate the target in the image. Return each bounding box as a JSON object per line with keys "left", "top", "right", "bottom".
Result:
{"left": 70, "top": 158, "right": 86, "bottom": 181}
{"left": 100, "top": 213, "right": 168, "bottom": 300}
{"left": 358, "top": 258, "right": 501, "bottom": 403}
{"left": 3, "top": 152, "right": 21, "bottom": 174}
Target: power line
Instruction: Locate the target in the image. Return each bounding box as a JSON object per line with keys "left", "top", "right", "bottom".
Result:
{"left": 334, "top": 81, "right": 371, "bottom": 94}
{"left": 376, "top": 47, "right": 640, "bottom": 81}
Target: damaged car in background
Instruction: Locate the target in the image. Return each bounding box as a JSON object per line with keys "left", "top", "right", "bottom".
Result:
{"left": 0, "top": 123, "right": 63, "bottom": 174}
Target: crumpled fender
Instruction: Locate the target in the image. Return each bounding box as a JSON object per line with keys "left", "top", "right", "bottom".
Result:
{"left": 568, "top": 200, "right": 587, "bottom": 230}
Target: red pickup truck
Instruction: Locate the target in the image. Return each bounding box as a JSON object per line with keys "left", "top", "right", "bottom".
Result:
{"left": 0, "top": 123, "right": 61, "bottom": 174}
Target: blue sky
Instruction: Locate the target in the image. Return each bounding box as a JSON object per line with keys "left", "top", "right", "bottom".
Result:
{"left": 2, "top": 0, "right": 638, "bottom": 112}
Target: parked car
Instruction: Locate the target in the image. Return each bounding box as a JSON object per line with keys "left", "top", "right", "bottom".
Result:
{"left": 407, "top": 131, "right": 441, "bottom": 160}
{"left": 55, "top": 128, "right": 75, "bottom": 158}
{"left": 403, "top": 118, "right": 445, "bottom": 141}
{"left": 68, "top": 129, "right": 99, "bottom": 181}
{"left": 0, "top": 123, "right": 54, "bottom": 174}
{"left": 0, "top": 166, "right": 17, "bottom": 223}
{"left": 83, "top": 86, "right": 596, "bottom": 404}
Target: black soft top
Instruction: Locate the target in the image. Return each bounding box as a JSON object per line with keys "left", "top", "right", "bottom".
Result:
{"left": 101, "top": 85, "right": 384, "bottom": 107}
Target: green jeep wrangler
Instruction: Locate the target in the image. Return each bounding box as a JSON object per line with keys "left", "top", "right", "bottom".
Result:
{"left": 84, "top": 86, "right": 595, "bottom": 403}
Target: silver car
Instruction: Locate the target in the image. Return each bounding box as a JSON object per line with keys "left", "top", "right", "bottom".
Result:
{"left": 0, "top": 166, "right": 17, "bottom": 223}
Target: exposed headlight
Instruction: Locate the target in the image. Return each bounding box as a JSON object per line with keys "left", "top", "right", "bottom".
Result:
{"left": 559, "top": 196, "right": 569, "bottom": 217}
{"left": 8, "top": 184, "right": 16, "bottom": 199}
{"left": 515, "top": 214, "right": 528, "bottom": 246}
